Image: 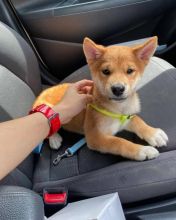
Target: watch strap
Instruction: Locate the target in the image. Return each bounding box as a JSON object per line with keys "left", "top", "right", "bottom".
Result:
{"left": 29, "top": 104, "right": 61, "bottom": 137}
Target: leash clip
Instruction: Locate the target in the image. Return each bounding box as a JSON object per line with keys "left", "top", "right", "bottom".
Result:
{"left": 53, "top": 138, "right": 86, "bottom": 166}
{"left": 53, "top": 151, "right": 69, "bottom": 166}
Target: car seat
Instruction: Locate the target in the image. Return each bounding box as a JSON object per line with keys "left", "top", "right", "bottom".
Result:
{"left": 0, "top": 21, "right": 176, "bottom": 205}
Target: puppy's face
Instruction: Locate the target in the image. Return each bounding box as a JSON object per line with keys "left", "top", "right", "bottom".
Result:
{"left": 83, "top": 37, "right": 158, "bottom": 101}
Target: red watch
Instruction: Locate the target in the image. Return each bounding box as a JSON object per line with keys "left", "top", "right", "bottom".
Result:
{"left": 29, "top": 104, "right": 61, "bottom": 137}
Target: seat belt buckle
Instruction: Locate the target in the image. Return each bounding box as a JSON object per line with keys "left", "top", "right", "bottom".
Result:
{"left": 43, "top": 188, "right": 68, "bottom": 206}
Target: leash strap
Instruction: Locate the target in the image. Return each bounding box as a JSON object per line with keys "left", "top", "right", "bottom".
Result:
{"left": 67, "top": 138, "right": 86, "bottom": 155}
{"left": 53, "top": 137, "right": 86, "bottom": 166}
{"left": 33, "top": 142, "right": 44, "bottom": 154}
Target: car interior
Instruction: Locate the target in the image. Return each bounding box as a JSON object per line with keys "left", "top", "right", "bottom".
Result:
{"left": 1, "top": 0, "right": 176, "bottom": 219}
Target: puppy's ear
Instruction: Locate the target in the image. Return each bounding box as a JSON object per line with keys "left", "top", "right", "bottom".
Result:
{"left": 133, "top": 37, "right": 158, "bottom": 62}
{"left": 83, "top": 37, "right": 105, "bottom": 61}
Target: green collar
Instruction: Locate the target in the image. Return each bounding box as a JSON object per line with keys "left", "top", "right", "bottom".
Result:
{"left": 88, "top": 103, "right": 134, "bottom": 124}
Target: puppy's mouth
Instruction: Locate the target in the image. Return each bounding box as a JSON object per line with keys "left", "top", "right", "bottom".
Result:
{"left": 109, "top": 96, "right": 128, "bottom": 102}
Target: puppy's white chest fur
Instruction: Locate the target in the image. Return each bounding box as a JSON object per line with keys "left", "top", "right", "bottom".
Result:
{"left": 97, "top": 93, "right": 140, "bottom": 135}
{"left": 99, "top": 117, "right": 130, "bottom": 135}
{"left": 110, "top": 119, "right": 130, "bottom": 134}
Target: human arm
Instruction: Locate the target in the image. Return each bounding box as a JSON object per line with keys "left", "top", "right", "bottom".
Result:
{"left": 0, "top": 80, "right": 93, "bottom": 180}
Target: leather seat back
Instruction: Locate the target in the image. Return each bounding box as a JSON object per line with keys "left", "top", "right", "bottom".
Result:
{"left": 0, "top": 21, "right": 42, "bottom": 95}
{"left": 0, "top": 22, "right": 42, "bottom": 188}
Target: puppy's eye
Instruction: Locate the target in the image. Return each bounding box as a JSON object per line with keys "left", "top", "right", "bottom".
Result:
{"left": 102, "top": 69, "right": 110, "bottom": 75}
{"left": 127, "top": 68, "right": 134, "bottom": 74}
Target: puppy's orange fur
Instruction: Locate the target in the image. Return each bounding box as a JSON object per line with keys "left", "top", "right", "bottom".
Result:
{"left": 33, "top": 83, "right": 69, "bottom": 108}
{"left": 34, "top": 37, "right": 168, "bottom": 161}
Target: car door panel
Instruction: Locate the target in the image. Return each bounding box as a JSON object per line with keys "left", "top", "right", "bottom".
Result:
{"left": 10, "top": 0, "right": 176, "bottom": 79}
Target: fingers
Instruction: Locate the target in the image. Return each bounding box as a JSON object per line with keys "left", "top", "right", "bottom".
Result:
{"left": 86, "top": 94, "right": 93, "bottom": 103}
{"left": 75, "top": 80, "right": 93, "bottom": 90}
{"left": 79, "top": 86, "right": 93, "bottom": 94}
{"left": 82, "top": 94, "right": 93, "bottom": 105}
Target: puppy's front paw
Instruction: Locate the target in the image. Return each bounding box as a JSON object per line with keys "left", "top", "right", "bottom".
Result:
{"left": 136, "top": 146, "right": 159, "bottom": 161}
{"left": 147, "top": 128, "right": 168, "bottom": 147}
{"left": 49, "top": 133, "right": 63, "bottom": 150}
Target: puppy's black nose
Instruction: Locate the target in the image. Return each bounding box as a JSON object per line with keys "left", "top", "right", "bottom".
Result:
{"left": 111, "top": 84, "right": 125, "bottom": 97}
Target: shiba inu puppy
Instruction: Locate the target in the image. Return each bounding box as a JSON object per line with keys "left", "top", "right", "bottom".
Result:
{"left": 34, "top": 37, "right": 168, "bottom": 161}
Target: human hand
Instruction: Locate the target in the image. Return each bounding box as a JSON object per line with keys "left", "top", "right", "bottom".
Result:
{"left": 53, "top": 80, "right": 93, "bottom": 124}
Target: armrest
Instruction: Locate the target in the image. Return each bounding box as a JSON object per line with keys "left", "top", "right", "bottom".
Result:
{"left": 0, "top": 186, "right": 44, "bottom": 220}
